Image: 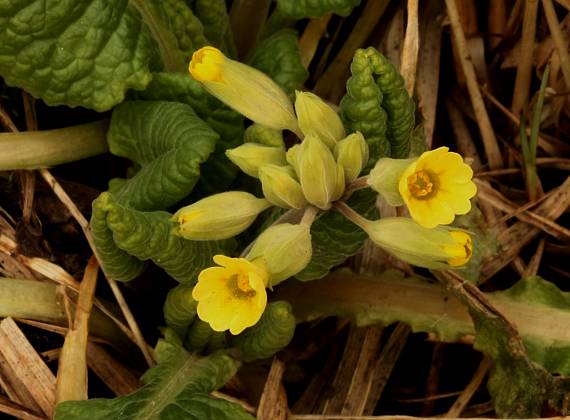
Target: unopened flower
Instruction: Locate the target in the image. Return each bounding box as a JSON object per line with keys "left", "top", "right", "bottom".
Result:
{"left": 398, "top": 147, "right": 477, "bottom": 228}
{"left": 334, "top": 132, "right": 369, "bottom": 183}
{"left": 226, "top": 143, "right": 286, "bottom": 178}
{"left": 337, "top": 203, "right": 473, "bottom": 269}
{"left": 192, "top": 255, "right": 269, "bottom": 334}
{"left": 173, "top": 191, "right": 271, "bottom": 240}
{"left": 297, "top": 133, "right": 345, "bottom": 209}
{"left": 259, "top": 165, "right": 307, "bottom": 209}
{"left": 189, "top": 47, "right": 299, "bottom": 134}
{"left": 295, "top": 91, "right": 345, "bottom": 148}
{"left": 247, "top": 223, "right": 312, "bottom": 286}
{"left": 367, "top": 157, "right": 415, "bottom": 206}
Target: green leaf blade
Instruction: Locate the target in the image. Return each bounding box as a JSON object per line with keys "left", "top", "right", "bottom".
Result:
{"left": 276, "top": 0, "right": 362, "bottom": 18}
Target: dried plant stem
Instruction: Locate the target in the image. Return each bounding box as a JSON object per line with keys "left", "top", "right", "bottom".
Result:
{"left": 511, "top": 0, "right": 539, "bottom": 115}
{"left": 541, "top": 0, "right": 570, "bottom": 88}
{"left": 299, "top": 14, "right": 332, "bottom": 68}
{"left": 401, "top": 0, "right": 420, "bottom": 95}
{"left": 444, "top": 356, "right": 491, "bottom": 417}
{"left": 445, "top": 0, "right": 503, "bottom": 169}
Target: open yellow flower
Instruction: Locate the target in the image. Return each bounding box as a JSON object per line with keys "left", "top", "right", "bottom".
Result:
{"left": 398, "top": 147, "right": 477, "bottom": 228}
{"left": 192, "top": 255, "right": 269, "bottom": 335}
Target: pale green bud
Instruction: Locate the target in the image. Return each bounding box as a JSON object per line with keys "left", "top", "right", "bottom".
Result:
{"left": 294, "top": 91, "right": 345, "bottom": 148}
{"left": 334, "top": 132, "right": 369, "bottom": 183}
{"left": 259, "top": 165, "right": 307, "bottom": 209}
{"left": 340, "top": 203, "right": 473, "bottom": 269}
{"left": 367, "top": 157, "right": 415, "bottom": 206}
{"left": 189, "top": 47, "right": 300, "bottom": 135}
{"left": 298, "top": 133, "right": 345, "bottom": 209}
{"left": 226, "top": 143, "right": 286, "bottom": 178}
{"left": 244, "top": 124, "right": 285, "bottom": 148}
{"left": 286, "top": 144, "right": 301, "bottom": 174}
{"left": 246, "top": 223, "right": 312, "bottom": 286}
{"left": 173, "top": 191, "right": 271, "bottom": 240}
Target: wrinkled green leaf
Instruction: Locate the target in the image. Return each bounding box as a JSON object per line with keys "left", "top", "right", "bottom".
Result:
{"left": 93, "top": 192, "right": 233, "bottom": 284}
{"left": 296, "top": 189, "right": 378, "bottom": 281}
{"left": 55, "top": 336, "right": 253, "bottom": 420}
{"left": 158, "top": 0, "right": 207, "bottom": 57}
{"left": 0, "top": 0, "right": 160, "bottom": 111}
{"left": 341, "top": 47, "right": 415, "bottom": 164}
{"left": 108, "top": 100, "right": 218, "bottom": 211}
{"left": 230, "top": 301, "right": 296, "bottom": 362}
{"left": 191, "top": 0, "right": 237, "bottom": 57}
{"left": 248, "top": 29, "right": 308, "bottom": 95}
{"left": 164, "top": 284, "right": 198, "bottom": 338}
{"left": 134, "top": 73, "right": 244, "bottom": 192}
{"left": 185, "top": 319, "right": 214, "bottom": 353}
{"left": 276, "top": 0, "right": 362, "bottom": 18}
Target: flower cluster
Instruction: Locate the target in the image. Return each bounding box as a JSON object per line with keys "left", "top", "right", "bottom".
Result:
{"left": 174, "top": 46, "right": 477, "bottom": 335}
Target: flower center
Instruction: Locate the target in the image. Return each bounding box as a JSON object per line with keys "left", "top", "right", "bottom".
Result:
{"left": 407, "top": 170, "right": 437, "bottom": 199}
{"left": 229, "top": 272, "right": 256, "bottom": 299}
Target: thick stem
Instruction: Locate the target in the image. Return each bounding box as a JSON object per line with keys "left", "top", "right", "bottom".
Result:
{"left": 0, "top": 120, "right": 109, "bottom": 170}
{"left": 333, "top": 201, "right": 370, "bottom": 231}
{"left": 300, "top": 206, "right": 319, "bottom": 227}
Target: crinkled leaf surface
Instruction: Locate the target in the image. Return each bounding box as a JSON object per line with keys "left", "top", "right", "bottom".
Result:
{"left": 0, "top": 0, "right": 160, "bottom": 111}
{"left": 248, "top": 29, "right": 308, "bottom": 95}
{"left": 134, "top": 73, "right": 244, "bottom": 192}
{"left": 55, "top": 336, "right": 253, "bottom": 420}
{"left": 191, "top": 0, "right": 237, "bottom": 57}
{"left": 157, "top": 0, "right": 207, "bottom": 57}
{"left": 108, "top": 100, "right": 218, "bottom": 211}
{"left": 296, "top": 189, "right": 378, "bottom": 281}
{"left": 276, "top": 0, "right": 362, "bottom": 18}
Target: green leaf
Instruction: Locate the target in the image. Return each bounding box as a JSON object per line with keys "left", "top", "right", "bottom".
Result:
{"left": 230, "top": 301, "right": 296, "bottom": 362}
{"left": 164, "top": 284, "right": 198, "bottom": 338}
{"left": 157, "top": 0, "right": 208, "bottom": 57}
{"left": 108, "top": 100, "right": 218, "bottom": 211}
{"left": 134, "top": 73, "right": 244, "bottom": 192}
{"left": 93, "top": 192, "right": 234, "bottom": 283}
{"left": 296, "top": 189, "right": 378, "bottom": 281}
{"left": 0, "top": 0, "right": 160, "bottom": 111}
{"left": 341, "top": 47, "right": 415, "bottom": 164}
{"left": 191, "top": 0, "right": 237, "bottom": 57}
{"left": 276, "top": 0, "right": 362, "bottom": 18}
{"left": 248, "top": 29, "right": 308, "bottom": 95}
{"left": 55, "top": 339, "right": 253, "bottom": 420}
{"left": 185, "top": 319, "right": 214, "bottom": 353}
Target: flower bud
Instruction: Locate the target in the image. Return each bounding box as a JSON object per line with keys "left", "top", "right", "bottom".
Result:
{"left": 259, "top": 165, "right": 307, "bottom": 209}
{"left": 367, "top": 157, "right": 415, "bottom": 206}
{"left": 189, "top": 47, "right": 300, "bottom": 134}
{"left": 286, "top": 144, "right": 301, "bottom": 174}
{"left": 295, "top": 91, "right": 345, "bottom": 148}
{"left": 334, "top": 132, "right": 369, "bottom": 183}
{"left": 298, "top": 133, "right": 345, "bottom": 209}
{"left": 226, "top": 143, "right": 286, "bottom": 178}
{"left": 246, "top": 223, "right": 312, "bottom": 286}
{"left": 340, "top": 204, "right": 473, "bottom": 269}
{"left": 173, "top": 191, "right": 271, "bottom": 240}
{"left": 244, "top": 124, "right": 285, "bottom": 148}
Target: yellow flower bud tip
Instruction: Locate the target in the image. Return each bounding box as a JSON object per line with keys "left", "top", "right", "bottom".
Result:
{"left": 259, "top": 164, "right": 307, "bottom": 209}
{"left": 246, "top": 223, "right": 312, "bottom": 286}
{"left": 226, "top": 143, "right": 286, "bottom": 178}
{"left": 444, "top": 231, "right": 473, "bottom": 266}
{"left": 192, "top": 255, "right": 269, "bottom": 335}
{"left": 173, "top": 191, "right": 271, "bottom": 240}
{"left": 295, "top": 91, "right": 345, "bottom": 148}
{"left": 189, "top": 46, "right": 225, "bottom": 83}
{"left": 398, "top": 147, "right": 477, "bottom": 228}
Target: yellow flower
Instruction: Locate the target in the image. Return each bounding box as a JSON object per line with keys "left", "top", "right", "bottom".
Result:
{"left": 189, "top": 47, "right": 299, "bottom": 134}
{"left": 192, "top": 255, "right": 269, "bottom": 335}
{"left": 444, "top": 231, "right": 473, "bottom": 267}
{"left": 398, "top": 147, "right": 477, "bottom": 228}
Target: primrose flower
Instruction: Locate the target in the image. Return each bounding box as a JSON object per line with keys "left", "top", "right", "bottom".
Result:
{"left": 334, "top": 132, "right": 369, "bottom": 183}
{"left": 226, "top": 143, "right": 286, "bottom": 178}
{"left": 246, "top": 223, "right": 312, "bottom": 286}
{"left": 398, "top": 147, "right": 477, "bottom": 228}
{"left": 193, "top": 255, "right": 269, "bottom": 334}
{"left": 259, "top": 164, "right": 307, "bottom": 209}
{"left": 173, "top": 191, "right": 271, "bottom": 240}
{"left": 189, "top": 47, "right": 299, "bottom": 134}
{"left": 336, "top": 203, "right": 472, "bottom": 269}
{"left": 295, "top": 91, "right": 345, "bottom": 148}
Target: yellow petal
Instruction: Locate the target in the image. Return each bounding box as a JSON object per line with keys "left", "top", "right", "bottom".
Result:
{"left": 192, "top": 267, "right": 226, "bottom": 300}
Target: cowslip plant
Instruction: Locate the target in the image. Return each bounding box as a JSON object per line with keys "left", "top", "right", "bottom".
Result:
{"left": 174, "top": 45, "right": 476, "bottom": 337}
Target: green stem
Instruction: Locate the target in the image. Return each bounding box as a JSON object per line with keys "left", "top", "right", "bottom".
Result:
{"left": 0, "top": 277, "right": 133, "bottom": 352}
{"left": 0, "top": 120, "right": 109, "bottom": 170}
